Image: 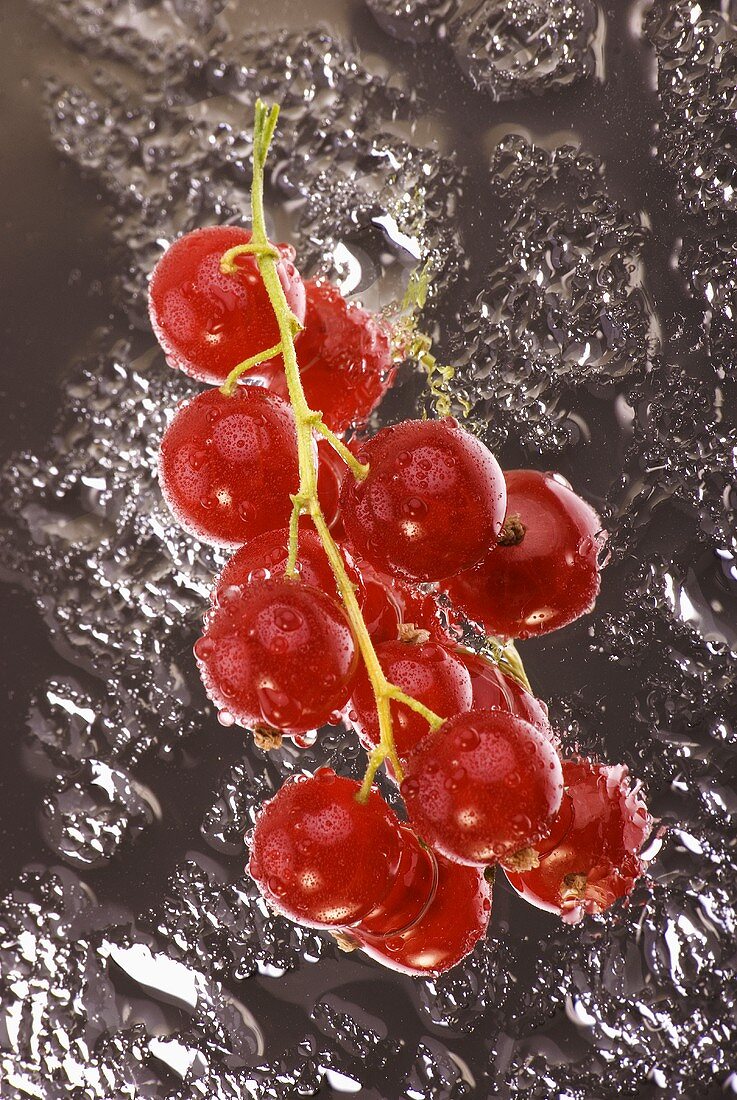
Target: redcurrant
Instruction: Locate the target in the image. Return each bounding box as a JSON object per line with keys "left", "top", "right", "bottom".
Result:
{"left": 195, "top": 577, "right": 357, "bottom": 733}
{"left": 443, "top": 470, "right": 604, "bottom": 639}
{"left": 340, "top": 418, "right": 507, "bottom": 581}
{"left": 253, "top": 279, "right": 395, "bottom": 433}
{"left": 158, "top": 387, "right": 298, "bottom": 546}
{"left": 356, "top": 853, "right": 492, "bottom": 976}
{"left": 248, "top": 769, "right": 402, "bottom": 927}
{"left": 148, "top": 226, "right": 306, "bottom": 386}
{"left": 457, "top": 649, "right": 550, "bottom": 735}
{"left": 503, "top": 757, "right": 652, "bottom": 922}
{"left": 401, "top": 709, "right": 564, "bottom": 865}
{"left": 351, "top": 639, "right": 473, "bottom": 758}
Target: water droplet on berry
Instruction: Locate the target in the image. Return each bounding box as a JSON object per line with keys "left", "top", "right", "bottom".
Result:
{"left": 401, "top": 497, "right": 428, "bottom": 519}
{"left": 218, "top": 584, "right": 242, "bottom": 606}
{"left": 194, "top": 636, "right": 214, "bottom": 661}
{"left": 401, "top": 777, "right": 420, "bottom": 797}
{"left": 274, "top": 607, "right": 304, "bottom": 632}
{"left": 217, "top": 709, "right": 235, "bottom": 727}
{"left": 458, "top": 728, "right": 480, "bottom": 750}
{"left": 577, "top": 535, "right": 597, "bottom": 559}
{"left": 190, "top": 448, "right": 208, "bottom": 471}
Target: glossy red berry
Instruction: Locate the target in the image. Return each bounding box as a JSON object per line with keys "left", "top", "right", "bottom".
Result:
{"left": 351, "top": 640, "right": 473, "bottom": 758}
{"left": 443, "top": 470, "right": 604, "bottom": 640}
{"left": 401, "top": 709, "right": 564, "bottom": 866}
{"left": 149, "top": 226, "right": 306, "bottom": 386}
{"left": 503, "top": 757, "right": 652, "bottom": 923}
{"left": 253, "top": 279, "right": 395, "bottom": 433}
{"left": 340, "top": 418, "right": 507, "bottom": 582}
{"left": 457, "top": 649, "right": 550, "bottom": 735}
{"left": 213, "top": 523, "right": 340, "bottom": 606}
{"left": 356, "top": 854, "right": 492, "bottom": 976}
{"left": 158, "top": 387, "right": 298, "bottom": 546}
{"left": 195, "top": 577, "right": 357, "bottom": 733}
{"left": 248, "top": 770, "right": 402, "bottom": 927}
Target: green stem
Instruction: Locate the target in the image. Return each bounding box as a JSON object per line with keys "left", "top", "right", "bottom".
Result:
{"left": 220, "top": 341, "right": 285, "bottom": 395}
{"left": 228, "top": 99, "right": 446, "bottom": 797}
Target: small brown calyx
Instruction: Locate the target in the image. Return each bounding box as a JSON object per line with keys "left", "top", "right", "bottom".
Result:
{"left": 503, "top": 846, "right": 541, "bottom": 873}
{"left": 497, "top": 513, "right": 527, "bottom": 547}
{"left": 561, "top": 872, "right": 588, "bottom": 900}
{"left": 331, "top": 930, "right": 360, "bottom": 953}
{"left": 253, "top": 726, "right": 283, "bottom": 751}
{"left": 483, "top": 866, "right": 496, "bottom": 885}
{"left": 397, "top": 622, "right": 432, "bottom": 645}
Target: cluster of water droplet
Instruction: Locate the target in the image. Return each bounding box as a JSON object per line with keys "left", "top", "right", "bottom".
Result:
{"left": 0, "top": 0, "right": 736, "bottom": 1094}
{"left": 440, "top": 136, "right": 656, "bottom": 453}
{"left": 366, "top": 0, "right": 600, "bottom": 101}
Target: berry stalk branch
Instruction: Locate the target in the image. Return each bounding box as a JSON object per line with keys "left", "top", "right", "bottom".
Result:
{"left": 219, "top": 99, "right": 444, "bottom": 794}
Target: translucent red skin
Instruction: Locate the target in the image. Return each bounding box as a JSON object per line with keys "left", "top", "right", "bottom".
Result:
{"left": 401, "top": 709, "right": 564, "bottom": 866}
{"left": 456, "top": 649, "right": 551, "bottom": 735}
{"left": 353, "top": 558, "right": 450, "bottom": 645}
{"left": 253, "top": 279, "right": 395, "bottom": 434}
{"left": 340, "top": 418, "right": 507, "bottom": 582}
{"left": 195, "top": 578, "right": 357, "bottom": 733}
{"left": 248, "top": 770, "right": 402, "bottom": 927}
{"left": 148, "top": 226, "right": 306, "bottom": 386}
{"left": 351, "top": 640, "right": 473, "bottom": 758}
{"left": 356, "top": 854, "right": 492, "bottom": 977}
{"left": 443, "top": 469, "right": 604, "bottom": 640}
{"left": 158, "top": 387, "right": 299, "bottom": 547}
{"left": 503, "top": 757, "right": 653, "bottom": 922}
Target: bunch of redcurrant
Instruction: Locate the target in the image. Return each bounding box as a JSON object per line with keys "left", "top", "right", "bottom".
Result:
{"left": 148, "top": 101, "right": 653, "bottom": 977}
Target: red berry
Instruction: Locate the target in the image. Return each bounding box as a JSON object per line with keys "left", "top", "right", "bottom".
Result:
{"left": 356, "top": 853, "right": 491, "bottom": 976}
{"left": 248, "top": 769, "right": 403, "bottom": 927}
{"left": 195, "top": 577, "right": 357, "bottom": 733}
{"left": 503, "top": 757, "right": 652, "bottom": 922}
{"left": 401, "top": 709, "right": 564, "bottom": 865}
{"left": 456, "top": 649, "right": 550, "bottom": 734}
{"left": 158, "top": 387, "right": 298, "bottom": 547}
{"left": 213, "top": 523, "right": 339, "bottom": 605}
{"left": 354, "top": 558, "right": 448, "bottom": 645}
{"left": 340, "top": 418, "right": 507, "bottom": 581}
{"left": 351, "top": 640, "right": 473, "bottom": 758}
{"left": 254, "top": 279, "right": 395, "bottom": 433}
{"left": 443, "top": 470, "right": 604, "bottom": 639}
{"left": 148, "top": 226, "right": 306, "bottom": 386}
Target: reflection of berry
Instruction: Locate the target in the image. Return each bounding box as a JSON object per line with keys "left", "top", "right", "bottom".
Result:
{"left": 254, "top": 279, "right": 394, "bottom": 433}
{"left": 158, "top": 388, "right": 298, "bottom": 546}
{"left": 195, "top": 578, "right": 357, "bottom": 733}
{"left": 356, "top": 853, "right": 492, "bottom": 977}
{"left": 248, "top": 770, "right": 402, "bottom": 927}
{"left": 503, "top": 757, "right": 653, "bottom": 922}
{"left": 444, "top": 469, "right": 604, "bottom": 639}
{"left": 340, "top": 418, "right": 507, "bottom": 581}
{"left": 351, "top": 639, "right": 473, "bottom": 758}
{"left": 457, "top": 649, "right": 550, "bottom": 734}
{"left": 149, "top": 226, "right": 306, "bottom": 385}
{"left": 354, "top": 558, "right": 448, "bottom": 645}
{"left": 401, "top": 709, "right": 563, "bottom": 865}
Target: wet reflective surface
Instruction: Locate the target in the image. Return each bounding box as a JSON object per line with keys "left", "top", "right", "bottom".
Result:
{"left": 1, "top": 0, "right": 736, "bottom": 1095}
